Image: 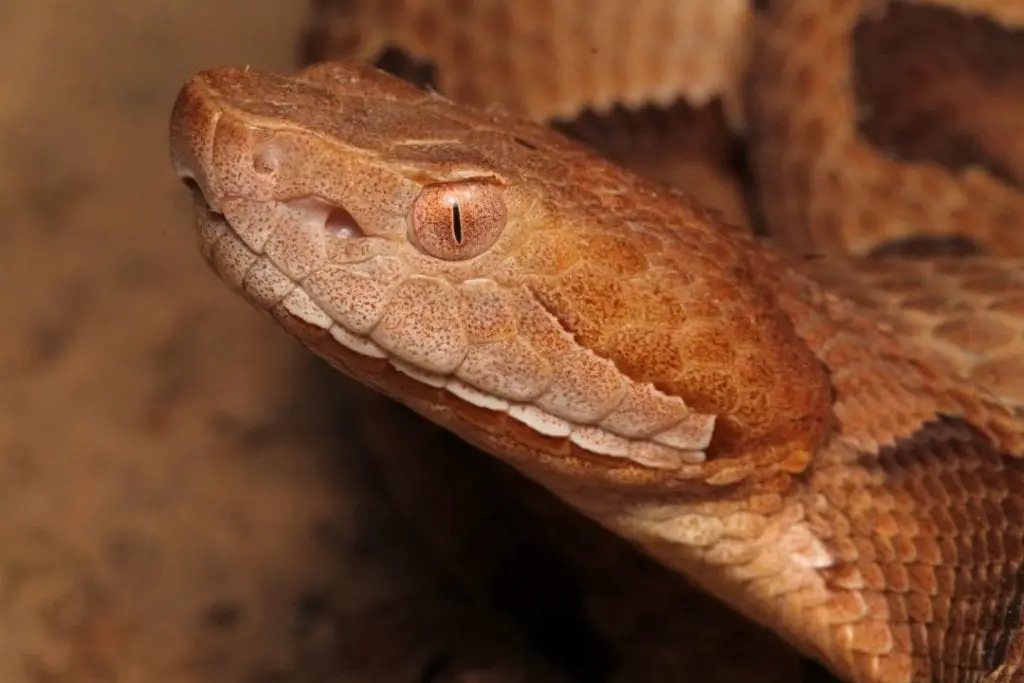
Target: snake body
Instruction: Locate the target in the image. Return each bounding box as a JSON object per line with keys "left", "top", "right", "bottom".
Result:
{"left": 169, "top": 3, "right": 1024, "bottom": 682}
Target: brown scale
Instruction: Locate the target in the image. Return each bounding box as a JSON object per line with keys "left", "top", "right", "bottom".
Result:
{"left": 749, "top": 0, "right": 1024, "bottom": 257}
{"left": 801, "top": 256, "right": 1024, "bottom": 414}
{"left": 854, "top": 3, "right": 1024, "bottom": 190}
{"left": 809, "top": 419, "right": 1024, "bottom": 682}
{"left": 218, "top": 2, "right": 1024, "bottom": 682}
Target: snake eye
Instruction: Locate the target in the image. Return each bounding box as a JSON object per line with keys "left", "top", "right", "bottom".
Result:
{"left": 409, "top": 179, "right": 507, "bottom": 261}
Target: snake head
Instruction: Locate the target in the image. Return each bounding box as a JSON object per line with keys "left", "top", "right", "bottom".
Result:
{"left": 169, "top": 63, "right": 832, "bottom": 494}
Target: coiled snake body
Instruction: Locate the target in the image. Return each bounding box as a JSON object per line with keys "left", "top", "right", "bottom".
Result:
{"left": 169, "top": 2, "right": 1024, "bottom": 682}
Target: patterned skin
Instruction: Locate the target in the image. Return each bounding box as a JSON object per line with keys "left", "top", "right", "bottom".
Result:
{"left": 170, "top": 63, "right": 1024, "bottom": 683}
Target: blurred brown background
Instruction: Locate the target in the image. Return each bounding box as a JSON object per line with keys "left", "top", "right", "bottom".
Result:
{"left": 0, "top": 2, "right": 413, "bottom": 680}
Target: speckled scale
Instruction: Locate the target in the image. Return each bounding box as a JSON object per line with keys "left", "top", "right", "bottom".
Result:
{"left": 170, "top": 60, "right": 1024, "bottom": 683}
{"left": 749, "top": 0, "right": 1024, "bottom": 258}
{"left": 809, "top": 421, "right": 1024, "bottom": 681}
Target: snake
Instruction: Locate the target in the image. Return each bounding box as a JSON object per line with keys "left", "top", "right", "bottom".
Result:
{"left": 167, "top": 1, "right": 1024, "bottom": 682}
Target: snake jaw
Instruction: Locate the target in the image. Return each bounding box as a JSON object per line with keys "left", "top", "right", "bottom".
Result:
{"left": 189, "top": 198, "right": 720, "bottom": 474}
{"left": 170, "top": 64, "right": 839, "bottom": 491}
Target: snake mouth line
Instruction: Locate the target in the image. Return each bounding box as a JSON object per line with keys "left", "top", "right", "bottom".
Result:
{"left": 179, "top": 176, "right": 235, "bottom": 265}
{"left": 178, "top": 177, "right": 718, "bottom": 473}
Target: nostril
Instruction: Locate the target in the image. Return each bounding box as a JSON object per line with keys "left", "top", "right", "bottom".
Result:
{"left": 180, "top": 175, "right": 202, "bottom": 195}
{"left": 179, "top": 176, "right": 225, "bottom": 218}
{"left": 325, "top": 205, "right": 365, "bottom": 239}
{"left": 180, "top": 176, "right": 208, "bottom": 206}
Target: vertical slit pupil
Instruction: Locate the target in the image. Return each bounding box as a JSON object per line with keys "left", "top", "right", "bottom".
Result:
{"left": 451, "top": 202, "right": 463, "bottom": 243}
